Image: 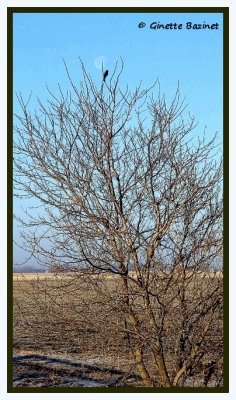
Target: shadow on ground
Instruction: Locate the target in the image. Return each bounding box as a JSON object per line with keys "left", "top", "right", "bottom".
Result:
{"left": 13, "top": 354, "right": 141, "bottom": 387}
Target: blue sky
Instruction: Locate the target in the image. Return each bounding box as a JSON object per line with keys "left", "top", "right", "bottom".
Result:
{"left": 13, "top": 11, "right": 223, "bottom": 265}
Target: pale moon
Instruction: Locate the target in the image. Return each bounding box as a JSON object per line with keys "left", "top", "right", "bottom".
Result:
{"left": 94, "top": 56, "right": 107, "bottom": 70}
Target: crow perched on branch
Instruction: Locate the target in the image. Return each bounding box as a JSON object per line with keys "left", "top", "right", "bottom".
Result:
{"left": 103, "top": 70, "right": 109, "bottom": 82}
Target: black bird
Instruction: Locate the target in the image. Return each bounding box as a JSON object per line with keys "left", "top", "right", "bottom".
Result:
{"left": 103, "top": 69, "right": 109, "bottom": 82}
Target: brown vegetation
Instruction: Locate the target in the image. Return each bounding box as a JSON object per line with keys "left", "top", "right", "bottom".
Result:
{"left": 13, "top": 271, "right": 223, "bottom": 387}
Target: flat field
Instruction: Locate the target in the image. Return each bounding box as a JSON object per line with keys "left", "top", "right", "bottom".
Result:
{"left": 13, "top": 272, "right": 140, "bottom": 387}
{"left": 13, "top": 271, "right": 223, "bottom": 388}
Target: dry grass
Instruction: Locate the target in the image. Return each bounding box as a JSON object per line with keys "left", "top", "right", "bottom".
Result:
{"left": 13, "top": 271, "right": 223, "bottom": 388}
{"left": 13, "top": 272, "right": 77, "bottom": 281}
{"left": 13, "top": 272, "right": 136, "bottom": 387}
{"left": 13, "top": 271, "right": 223, "bottom": 281}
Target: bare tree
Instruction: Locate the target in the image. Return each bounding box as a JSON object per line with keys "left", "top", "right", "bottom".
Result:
{"left": 14, "top": 60, "right": 223, "bottom": 387}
